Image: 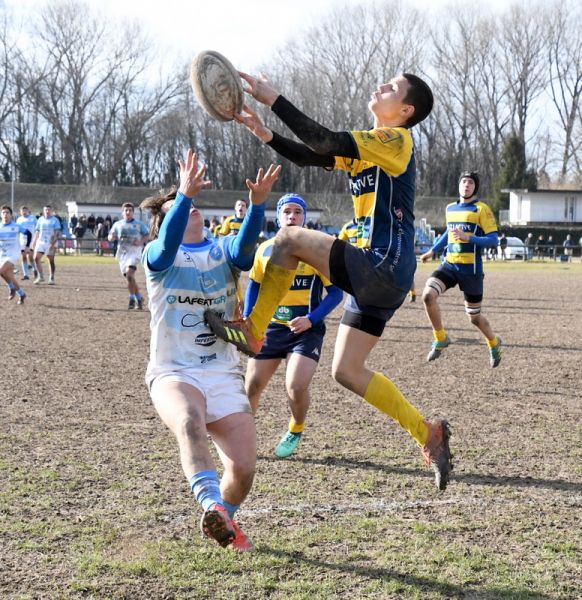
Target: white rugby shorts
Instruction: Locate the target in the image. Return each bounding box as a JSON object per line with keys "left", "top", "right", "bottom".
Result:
{"left": 117, "top": 245, "right": 142, "bottom": 275}
{"left": 34, "top": 240, "right": 56, "bottom": 255}
{"left": 149, "top": 368, "right": 251, "bottom": 424}
{"left": 0, "top": 249, "right": 20, "bottom": 268}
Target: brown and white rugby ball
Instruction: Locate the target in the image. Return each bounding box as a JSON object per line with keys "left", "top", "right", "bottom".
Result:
{"left": 190, "top": 50, "right": 243, "bottom": 122}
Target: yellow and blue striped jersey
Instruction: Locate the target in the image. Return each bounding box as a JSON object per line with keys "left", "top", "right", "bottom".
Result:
{"left": 443, "top": 200, "right": 498, "bottom": 275}
{"left": 220, "top": 215, "right": 244, "bottom": 236}
{"left": 338, "top": 219, "right": 358, "bottom": 245}
{"left": 334, "top": 126, "right": 416, "bottom": 289}
{"left": 250, "top": 237, "right": 332, "bottom": 326}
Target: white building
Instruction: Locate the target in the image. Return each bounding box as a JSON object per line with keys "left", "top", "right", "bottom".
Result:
{"left": 503, "top": 189, "right": 581, "bottom": 225}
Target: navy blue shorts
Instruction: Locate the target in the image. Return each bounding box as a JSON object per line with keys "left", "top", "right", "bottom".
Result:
{"left": 329, "top": 238, "right": 409, "bottom": 335}
{"left": 254, "top": 322, "right": 326, "bottom": 362}
{"left": 431, "top": 265, "right": 484, "bottom": 303}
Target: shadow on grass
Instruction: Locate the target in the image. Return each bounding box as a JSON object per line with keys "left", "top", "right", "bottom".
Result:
{"left": 257, "top": 547, "right": 553, "bottom": 599}
{"left": 259, "top": 455, "right": 582, "bottom": 494}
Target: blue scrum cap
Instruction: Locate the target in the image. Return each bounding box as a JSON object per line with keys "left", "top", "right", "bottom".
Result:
{"left": 276, "top": 193, "right": 308, "bottom": 227}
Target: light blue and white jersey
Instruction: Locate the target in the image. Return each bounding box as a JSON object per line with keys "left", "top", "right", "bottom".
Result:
{"left": 35, "top": 215, "right": 61, "bottom": 244}
{"left": 17, "top": 214, "right": 37, "bottom": 236}
{"left": 17, "top": 214, "right": 37, "bottom": 247}
{"left": 143, "top": 238, "right": 241, "bottom": 384}
{"left": 110, "top": 218, "right": 148, "bottom": 255}
{"left": 0, "top": 221, "right": 29, "bottom": 261}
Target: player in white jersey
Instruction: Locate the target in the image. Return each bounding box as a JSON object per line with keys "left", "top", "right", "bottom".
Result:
{"left": 16, "top": 206, "right": 37, "bottom": 280}
{"left": 108, "top": 203, "right": 149, "bottom": 310}
{"left": 32, "top": 205, "right": 61, "bottom": 284}
{"left": 0, "top": 205, "right": 30, "bottom": 304}
{"left": 141, "top": 149, "right": 281, "bottom": 552}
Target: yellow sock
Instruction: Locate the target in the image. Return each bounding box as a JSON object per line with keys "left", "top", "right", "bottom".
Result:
{"left": 433, "top": 328, "right": 447, "bottom": 342}
{"left": 248, "top": 262, "right": 296, "bottom": 340}
{"left": 486, "top": 336, "right": 498, "bottom": 348}
{"left": 289, "top": 417, "right": 305, "bottom": 434}
{"left": 364, "top": 372, "right": 429, "bottom": 446}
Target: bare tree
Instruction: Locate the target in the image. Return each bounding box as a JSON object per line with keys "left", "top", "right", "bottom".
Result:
{"left": 548, "top": 1, "right": 582, "bottom": 180}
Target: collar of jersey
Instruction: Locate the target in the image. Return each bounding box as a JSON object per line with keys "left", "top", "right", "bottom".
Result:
{"left": 181, "top": 239, "right": 212, "bottom": 250}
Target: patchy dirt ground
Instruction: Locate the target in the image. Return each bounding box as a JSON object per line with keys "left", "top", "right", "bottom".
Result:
{"left": 1, "top": 259, "right": 580, "bottom": 599}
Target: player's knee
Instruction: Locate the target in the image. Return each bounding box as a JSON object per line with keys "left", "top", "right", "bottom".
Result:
{"left": 465, "top": 305, "right": 481, "bottom": 325}
{"left": 273, "top": 225, "right": 300, "bottom": 252}
{"left": 286, "top": 379, "right": 308, "bottom": 400}
{"left": 331, "top": 360, "right": 352, "bottom": 389}
{"left": 175, "top": 413, "right": 206, "bottom": 444}
{"left": 422, "top": 288, "right": 436, "bottom": 305}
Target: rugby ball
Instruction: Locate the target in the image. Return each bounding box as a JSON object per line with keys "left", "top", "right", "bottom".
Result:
{"left": 190, "top": 51, "right": 244, "bottom": 122}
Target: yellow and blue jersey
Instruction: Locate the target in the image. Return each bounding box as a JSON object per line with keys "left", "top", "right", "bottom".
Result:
{"left": 220, "top": 216, "right": 244, "bottom": 236}
{"left": 250, "top": 237, "right": 332, "bottom": 326}
{"left": 440, "top": 200, "right": 498, "bottom": 275}
{"left": 335, "top": 126, "right": 416, "bottom": 289}
{"left": 338, "top": 219, "right": 358, "bottom": 245}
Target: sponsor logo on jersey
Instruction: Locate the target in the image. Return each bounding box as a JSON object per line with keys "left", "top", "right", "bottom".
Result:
{"left": 200, "top": 353, "right": 217, "bottom": 364}
{"left": 166, "top": 295, "right": 177, "bottom": 304}
{"left": 291, "top": 276, "right": 312, "bottom": 289}
{"left": 195, "top": 333, "right": 217, "bottom": 346}
{"left": 275, "top": 306, "right": 292, "bottom": 321}
{"left": 175, "top": 295, "right": 227, "bottom": 306}
{"left": 209, "top": 245, "right": 223, "bottom": 261}
{"left": 349, "top": 168, "right": 376, "bottom": 196}
{"left": 374, "top": 128, "right": 401, "bottom": 144}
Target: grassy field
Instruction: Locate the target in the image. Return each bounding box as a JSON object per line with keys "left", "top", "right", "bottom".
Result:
{"left": 0, "top": 259, "right": 580, "bottom": 599}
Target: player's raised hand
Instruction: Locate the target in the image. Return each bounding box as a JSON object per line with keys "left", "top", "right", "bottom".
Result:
{"left": 245, "top": 164, "right": 282, "bottom": 206}
{"left": 234, "top": 104, "right": 273, "bottom": 143}
{"left": 239, "top": 72, "right": 279, "bottom": 107}
{"left": 178, "top": 149, "right": 211, "bottom": 198}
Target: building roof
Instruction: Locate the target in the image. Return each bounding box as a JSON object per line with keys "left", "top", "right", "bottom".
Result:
{"left": 503, "top": 188, "right": 582, "bottom": 194}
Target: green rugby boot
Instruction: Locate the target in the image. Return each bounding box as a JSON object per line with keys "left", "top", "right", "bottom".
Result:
{"left": 274, "top": 431, "right": 302, "bottom": 458}
{"left": 427, "top": 335, "right": 451, "bottom": 362}
{"left": 489, "top": 336, "right": 502, "bottom": 368}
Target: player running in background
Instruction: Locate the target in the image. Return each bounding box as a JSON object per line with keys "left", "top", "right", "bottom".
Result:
{"left": 219, "top": 199, "right": 247, "bottom": 236}
{"left": 420, "top": 172, "right": 502, "bottom": 367}
{"left": 0, "top": 205, "right": 31, "bottom": 304}
{"left": 108, "top": 203, "right": 149, "bottom": 310}
{"left": 141, "top": 149, "right": 281, "bottom": 551}
{"left": 205, "top": 72, "right": 453, "bottom": 491}
{"left": 32, "top": 205, "right": 61, "bottom": 285}
{"left": 245, "top": 194, "right": 342, "bottom": 458}
{"left": 16, "top": 206, "right": 37, "bottom": 280}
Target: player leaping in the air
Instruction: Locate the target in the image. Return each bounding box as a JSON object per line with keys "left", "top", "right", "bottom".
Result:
{"left": 205, "top": 72, "right": 454, "bottom": 490}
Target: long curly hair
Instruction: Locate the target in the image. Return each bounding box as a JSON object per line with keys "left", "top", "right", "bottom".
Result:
{"left": 140, "top": 187, "right": 178, "bottom": 239}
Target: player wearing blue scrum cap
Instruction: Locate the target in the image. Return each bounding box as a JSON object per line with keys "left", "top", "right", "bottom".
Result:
{"left": 420, "top": 172, "right": 502, "bottom": 367}
{"left": 244, "top": 193, "right": 342, "bottom": 458}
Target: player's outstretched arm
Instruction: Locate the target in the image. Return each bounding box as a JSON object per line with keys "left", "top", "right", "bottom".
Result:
{"left": 240, "top": 73, "right": 357, "bottom": 159}
{"left": 226, "top": 164, "right": 282, "bottom": 271}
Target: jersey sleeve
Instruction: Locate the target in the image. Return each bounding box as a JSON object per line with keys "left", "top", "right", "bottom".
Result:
{"left": 248, "top": 241, "right": 269, "bottom": 283}
{"left": 479, "top": 203, "right": 498, "bottom": 234}
{"left": 140, "top": 221, "right": 149, "bottom": 236}
{"left": 335, "top": 127, "right": 412, "bottom": 176}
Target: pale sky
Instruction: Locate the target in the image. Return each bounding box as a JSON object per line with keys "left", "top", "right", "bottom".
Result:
{"left": 5, "top": 0, "right": 510, "bottom": 72}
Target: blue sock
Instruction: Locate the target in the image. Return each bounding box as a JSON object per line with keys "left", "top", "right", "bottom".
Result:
{"left": 7, "top": 282, "right": 15, "bottom": 290}
{"left": 16, "top": 288, "right": 24, "bottom": 297}
{"left": 22, "top": 263, "right": 29, "bottom": 276}
{"left": 222, "top": 499, "right": 240, "bottom": 518}
{"left": 190, "top": 470, "right": 222, "bottom": 512}
{"left": 129, "top": 294, "right": 137, "bottom": 301}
